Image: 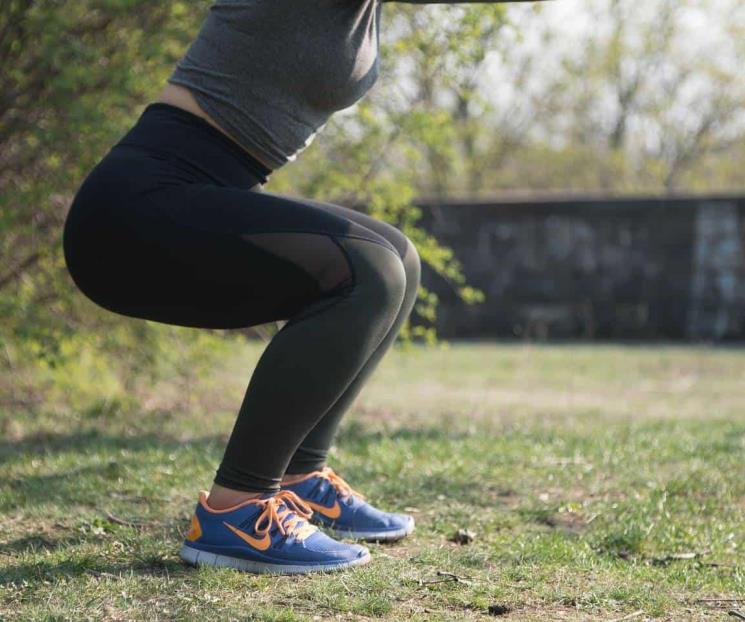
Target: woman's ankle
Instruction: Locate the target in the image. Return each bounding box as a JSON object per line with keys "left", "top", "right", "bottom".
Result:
{"left": 206, "top": 483, "right": 266, "bottom": 510}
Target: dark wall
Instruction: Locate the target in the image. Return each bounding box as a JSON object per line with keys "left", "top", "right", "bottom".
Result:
{"left": 416, "top": 195, "right": 745, "bottom": 340}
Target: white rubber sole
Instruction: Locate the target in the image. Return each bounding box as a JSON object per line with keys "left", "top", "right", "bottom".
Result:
{"left": 179, "top": 544, "right": 371, "bottom": 575}
{"left": 327, "top": 515, "right": 415, "bottom": 543}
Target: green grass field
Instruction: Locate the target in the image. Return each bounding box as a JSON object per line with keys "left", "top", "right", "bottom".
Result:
{"left": 2, "top": 342, "right": 744, "bottom": 621}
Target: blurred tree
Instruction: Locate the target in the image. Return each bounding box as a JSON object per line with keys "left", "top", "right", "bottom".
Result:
{"left": 0, "top": 0, "right": 496, "bottom": 408}
{"left": 0, "top": 0, "right": 210, "bottom": 409}
{"left": 486, "top": 0, "right": 745, "bottom": 193}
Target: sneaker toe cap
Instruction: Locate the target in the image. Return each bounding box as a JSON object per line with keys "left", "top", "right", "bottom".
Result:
{"left": 304, "top": 532, "right": 369, "bottom": 561}
{"left": 351, "top": 504, "right": 413, "bottom": 532}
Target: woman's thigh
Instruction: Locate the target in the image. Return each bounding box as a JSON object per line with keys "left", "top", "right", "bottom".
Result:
{"left": 65, "top": 166, "right": 404, "bottom": 330}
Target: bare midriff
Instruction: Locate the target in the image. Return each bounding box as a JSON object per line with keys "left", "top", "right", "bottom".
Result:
{"left": 156, "top": 83, "right": 277, "bottom": 172}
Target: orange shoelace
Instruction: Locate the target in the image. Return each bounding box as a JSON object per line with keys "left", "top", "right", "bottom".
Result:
{"left": 254, "top": 490, "right": 316, "bottom": 540}
{"left": 318, "top": 466, "right": 366, "bottom": 501}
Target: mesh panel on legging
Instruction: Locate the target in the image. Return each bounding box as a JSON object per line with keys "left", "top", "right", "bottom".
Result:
{"left": 243, "top": 232, "right": 353, "bottom": 294}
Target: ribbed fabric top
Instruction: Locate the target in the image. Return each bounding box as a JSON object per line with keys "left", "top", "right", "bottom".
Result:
{"left": 168, "top": 0, "right": 384, "bottom": 170}
{"left": 167, "top": 1, "right": 539, "bottom": 170}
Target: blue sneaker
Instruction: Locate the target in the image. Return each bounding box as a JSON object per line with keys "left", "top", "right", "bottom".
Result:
{"left": 282, "top": 467, "right": 415, "bottom": 542}
{"left": 179, "top": 489, "right": 370, "bottom": 574}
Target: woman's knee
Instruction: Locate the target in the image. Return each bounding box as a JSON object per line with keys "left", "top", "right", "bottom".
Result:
{"left": 372, "top": 223, "right": 421, "bottom": 296}
{"left": 401, "top": 236, "right": 421, "bottom": 295}
{"left": 342, "top": 237, "right": 407, "bottom": 316}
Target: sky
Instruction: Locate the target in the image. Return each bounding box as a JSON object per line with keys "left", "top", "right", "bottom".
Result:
{"left": 502, "top": 0, "right": 743, "bottom": 70}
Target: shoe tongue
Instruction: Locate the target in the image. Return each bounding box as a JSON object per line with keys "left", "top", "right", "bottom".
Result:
{"left": 321, "top": 476, "right": 347, "bottom": 497}
{"left": 323, "top": 483, "right": 353, "bottom": 506}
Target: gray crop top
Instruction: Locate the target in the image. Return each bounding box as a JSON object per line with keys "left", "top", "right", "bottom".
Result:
{"left": 167, "top": 1, "right": 536, "bottom": 170}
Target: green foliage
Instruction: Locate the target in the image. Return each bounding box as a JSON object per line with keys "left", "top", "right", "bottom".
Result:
{"left": 1, "top": 0, "right": 209, "bottom": 401}
{"left": 1, "top": 2, "right": 502, "bottom": 405}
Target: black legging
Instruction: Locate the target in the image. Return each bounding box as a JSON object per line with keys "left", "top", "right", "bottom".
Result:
{"left": 62, "top": 103, "right": 420, "bottom": 493}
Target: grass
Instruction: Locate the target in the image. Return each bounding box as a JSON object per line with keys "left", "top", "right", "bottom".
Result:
{"left": 1, "top": 341, "right": 744, "bottom": 620}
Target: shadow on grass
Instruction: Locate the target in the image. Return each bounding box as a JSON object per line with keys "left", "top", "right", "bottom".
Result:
{"left": 0, "top": 533, "right": 90, "bottom": 555}
{"left": 0, "top": 554, "right": 192, "bottom": 587}
{"left": 336, "top": 420, "right": 484, "bottom": 446}
{"left": 0, "top": 429, "right": 226, "bottom": 465}
{"left": 0, "top": 430, "right": 225, "bottom": 512}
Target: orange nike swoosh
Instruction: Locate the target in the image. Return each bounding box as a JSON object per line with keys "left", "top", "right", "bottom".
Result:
{"left": 223, "top": 522, "right": 272, "bottom": 551}
{"left": 304, "top": 499, "right": 341, "bottom": 520}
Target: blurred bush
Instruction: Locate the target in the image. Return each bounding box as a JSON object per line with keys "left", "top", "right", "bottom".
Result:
{"left": 1, "top": 1, "right": 498, "bottom": 413}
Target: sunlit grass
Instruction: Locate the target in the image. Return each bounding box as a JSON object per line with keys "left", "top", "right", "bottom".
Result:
{"left": 1, "top": 342, "right": 744, "bottom": 620}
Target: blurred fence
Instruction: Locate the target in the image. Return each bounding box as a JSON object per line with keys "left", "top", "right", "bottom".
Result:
{"left": 417, "top": 195, "right": 745, "bottom": 341}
